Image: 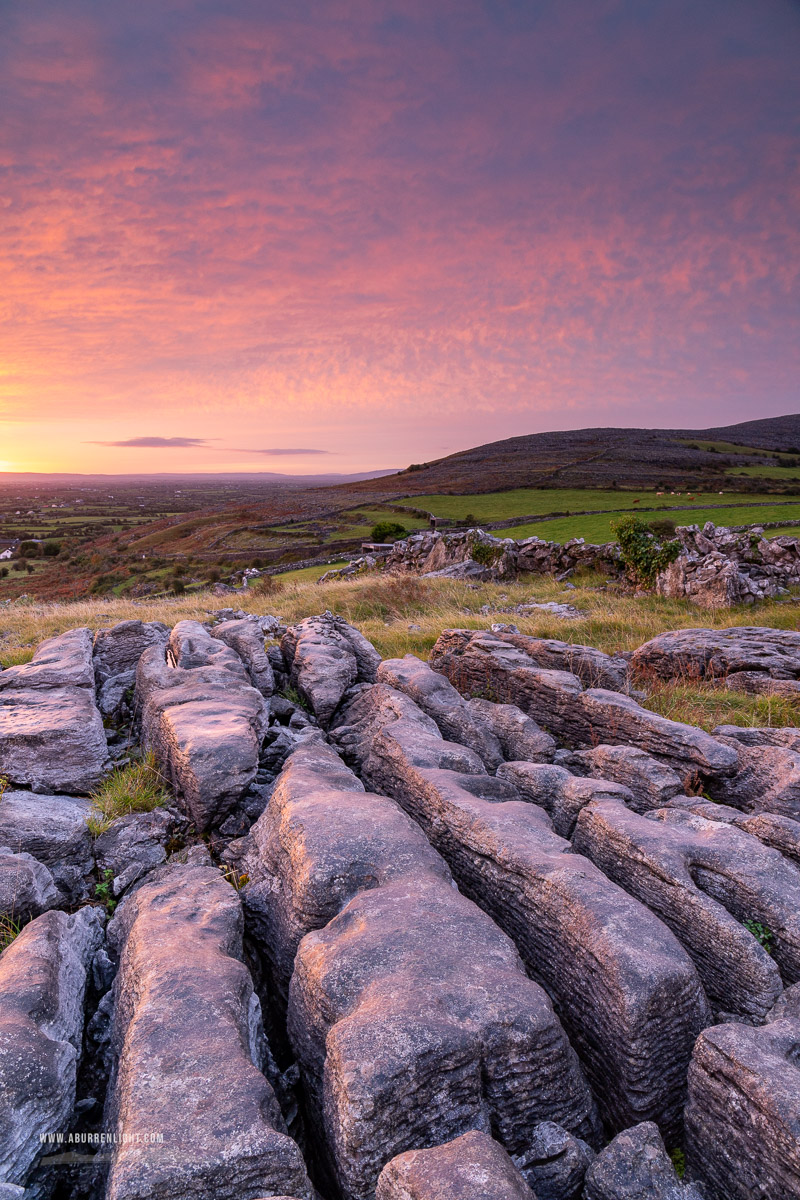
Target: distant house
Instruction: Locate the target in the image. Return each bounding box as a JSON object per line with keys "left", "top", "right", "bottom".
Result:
{"left": 0, "top": 548, "right": 13, "bottom": 560}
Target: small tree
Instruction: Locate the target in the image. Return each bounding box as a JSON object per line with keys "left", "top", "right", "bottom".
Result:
{"left": 612, "top": 516, "right": 680, "bottom": 587}
{"left": 370, "top": 521, "right": 406, "bottom": 543}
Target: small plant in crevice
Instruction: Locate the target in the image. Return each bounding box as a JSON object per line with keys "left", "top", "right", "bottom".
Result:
{"left": 0, "top": 913, "right": 22, "bottom": 953}
{"left": 279, "top": 683, "right": 310, "bottom": 712}
{"left": 94, "top": 869, "right": 117, "bottom": 915}
{"left": 743, "top": 919, "right": 775, "bottom": 955}
{"left": 221, "top": 864, "right": 249, "bottom": 892}
{"left": 669, "top": 1147, "right": 686, "bottom": 1179}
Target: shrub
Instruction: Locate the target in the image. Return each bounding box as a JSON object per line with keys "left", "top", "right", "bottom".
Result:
{"left": 172, "top": 579, "right": 185, "bottom": 595}
{"left": 87, "top": 753, "right": 170, "bottom": 836}
{"left": 612, "top": 516, "right": 680, "bottom": 587}
{"left": 472, "top": 541, "right": 502, "bottom": 567}
{"left": 648, "top": 518, "right": 676, "bottom": 537}
{"left": 463, "top": 513, "right": 478, "bottom": 526}
{"left": 18, "top": 540, "right": 40, "bottom": 558}
{"left": 370, "top": 521, "right": 407, "bottom": 543}
{"left": 0, "top": 568, "right": 6, "bottom": 578}
{"left": 43, "top": 541, "right": 61, "bottom": 556}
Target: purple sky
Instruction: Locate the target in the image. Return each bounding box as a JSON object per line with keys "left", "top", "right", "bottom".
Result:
{"left": 1, "top": 0, "right": 798, "bottom": 472}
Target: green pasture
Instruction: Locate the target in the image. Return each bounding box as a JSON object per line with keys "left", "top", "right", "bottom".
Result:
{"left": 391, "top": 488, "right": 800, "bottom": 525}
{"left": 507, "top": 501, "right": 800, "bottom": 545}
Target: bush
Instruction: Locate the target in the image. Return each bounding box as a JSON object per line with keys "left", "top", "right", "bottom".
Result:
{"left": 472, "top": 541, "right": 503, "bottom": 566}
{"left": 18, "top": 540, "right": 39, "bottom": 558}
{"left": 43, "top": 540, "right": 61, "bottom": 557}
{"left": 612, "top": 516, "right": 680, "bottom": 587}
{"left": 370, "top": 521, "right": 407, "bottom": 543}
{"left": 648, "top": 518, "right": 676, "bottom": 537}
{"left": 172, "top": 578, "right": 185, "bottom": 595}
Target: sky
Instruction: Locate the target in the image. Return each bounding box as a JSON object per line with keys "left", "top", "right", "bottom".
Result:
{"left": 1, "top": 0, "right": 798, "bottom": 475}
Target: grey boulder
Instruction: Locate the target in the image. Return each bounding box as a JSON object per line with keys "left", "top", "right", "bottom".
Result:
{"left": 0, "top": 907, "right": 103, "bottom": 1193}
{"left": 376, "top": 1130, "right": 536, "bottom": 1199}
{"left": 0, "top": 791, "right": 93, "bottom": 902}
{"left": 583, "top": 1122, "right": 702, "bottom": 1200}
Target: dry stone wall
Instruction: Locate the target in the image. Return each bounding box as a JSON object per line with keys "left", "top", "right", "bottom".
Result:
{"left": 322, "top": 519, "right": 800, "bottom": 608}
{"left": 1, "top": 611, "right": 800, "bottom": 1197}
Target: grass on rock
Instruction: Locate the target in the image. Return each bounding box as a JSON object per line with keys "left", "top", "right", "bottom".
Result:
{"left": 1, "top": 573, "right": 799, "bottom": 734}
{"left": 88, "top": 752, "right": 170, "bottom": 836}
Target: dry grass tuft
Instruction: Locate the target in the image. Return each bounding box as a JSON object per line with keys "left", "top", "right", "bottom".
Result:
{"left": 0, "top": 914, "right": 22, "bottom": 954}
{"left": 88, "top": 752, "right": 170, "bottom": 836}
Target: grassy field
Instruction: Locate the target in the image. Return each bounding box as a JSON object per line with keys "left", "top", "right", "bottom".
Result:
{"left": 2, "top": 572, "right": 799, "bottom": 733}
{"left": 505, "top": 501, "right": 800, "bottom": 544}
{"left": 391, "top": 488, "right": 799, "bottom": 525}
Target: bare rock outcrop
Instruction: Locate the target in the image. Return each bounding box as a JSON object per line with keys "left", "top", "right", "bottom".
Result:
{"left": 0, "top": 849, "right": 59, "bottom": 921}
{"left": 0, "top": 791, "right": 93, "bottom": 902}
{"left": 377, "top": 656, "right": 503, "bottom": 768}
{"left": 0, "top": 628, "right": 110, "bottom": 795}
{"left": 237, "top": 742, "right": 449, "bottom": 1002}
{"left": 104, "top": 860, "right": 313, "bottom": 1200}
{"left": 704, "top": 732, "right": 800, "bottom": 819}
{"left": 631, "top": 625, "right": 800, "bottom": 683}
{"left": 432, "top": 628, "right": 629, "bottom": 692}
{"left": 281, "top": 613, "right": 380, "bottom": 726}
{"left": 244, "top": 741, "right": 598, "bottom": 1199}
{"left": 512, "top": 1122, "right": 594, "bottom": 1200}
{"left": 94, "top": 807, "right": 188, "bottom": 897}
{"left": 0, "top": 628, "right": 96, "bottom": 692}
{"left": 375, "top": 1131, "right": 536, "bottom": 1199}
{"left": 497, "top": 762, "right": 636, "bottom": 838}
{"left": 685, "top": 1017, "right": 800, "bottom": 1199}
{"left": 211, "top": 617, "right": 275, "bottom": 698}
{"left": 668, "top": 795, "right": 800, "bottom": 868}
{"left": 558, "top": 745, "right": 684, "bottom": 812}
{"left": 136, "top": 620, "right": 268, "bottom": 830}
{"left": 290, "top": 872, "right": 598, "bottom": 1200}
{"left": 0, "top": 907, "right": 103, "bottom": 1194}
{"left": 332, "top": 683, "right": 709, "bottom": 1140}
{"left": 430, "top": 630, "right": 736, "bottom": 781}
{"left": 583, "top": 1122, "right": 702, "bottom": 1200}
{"left": 573, "top": 799, "right": 800, "bottom": 1021}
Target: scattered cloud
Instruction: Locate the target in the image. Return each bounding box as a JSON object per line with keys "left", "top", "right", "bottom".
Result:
{"left": 88, "top": 437, "right": 213, "bottom": 448}
{"left": 230, "top": 447, "right": 330, "bottom": 455}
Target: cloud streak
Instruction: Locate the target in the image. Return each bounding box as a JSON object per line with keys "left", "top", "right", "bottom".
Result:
{"left": 89, "top": 437, "right": 213, "bottom": 448}
{"left": 230, "top": 447, "right": 329, "bottom": 455}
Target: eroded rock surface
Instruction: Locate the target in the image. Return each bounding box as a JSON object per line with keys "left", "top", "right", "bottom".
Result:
{"left": 573, "top": 799, "right": 800, "bottom": 1020}
{"left": 686, "top": 1018, "right": 800, "bottom": 1200}
{"left": 281, "top": 613, "right": 380, "bottom": 726}
{"left": 0, "top": 791, "right": 93, "bottom": 902}
{"left": 211, "top": 617, "right": 275, "bottom": 698}
{"left": 376, "top": 1130, "right": 536, "bottom": 1199}
{"left": 0, "top": 849, "right": 59, "bottom": 920}
{"left": 432, "top": 628, "right": 630, "bottom": 692}
{"left": 0, "top": 628, "right": 110, "bottom": 794}
{"left": 333, "top": 683, "right": 708, "bottom": 1140}
{"left": 631, "top": 625, "right": 800, "bottom": 683}
{"left": 104, "top": 860, "right": 313, "bottom": 1200}
{"left": 559, "top": 745, "right": 684, "bottom": 812}
{"left": 290, "top": 872, "right": 598, "bottom": 1200}
{"left": 512, "top": 1122, "right": 594, "bottom": 1200}
{"left": 136, "top": 620, "right": 268, "bottom": 830}
{"left": 0, "top": 907, "right": 103, "bottom": 1193}
{"left": 430, "top": 630, "right": 736, "bottom": 781}
{"left": 238, "top": 741, "right": 449, "bottom": 1001}
{"left": 583, "top": 1122, "right": 702, "bottom": 1200}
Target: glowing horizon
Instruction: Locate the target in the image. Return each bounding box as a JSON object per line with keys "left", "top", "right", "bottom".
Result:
{"left": 1, "top": 1, "right": 798, "bottom": 475}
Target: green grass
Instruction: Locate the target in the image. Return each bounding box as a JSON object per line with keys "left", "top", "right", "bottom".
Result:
{"left": 0, "top": 646, "right": 35, "bottom": 668}
{"left": 275, "top": 560, "right": 349, "bottom": 582}
{"left": 506, "top": 502, "right": 800, "bottom": 545}
{"left": 732, "top": 465, "right": 800, "bottom": 479}
{"left": 391, "top": 488, "right": 797, "bottom": 526}
{"left": 87, "top": 753, "right": 170, "bottom": 836}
